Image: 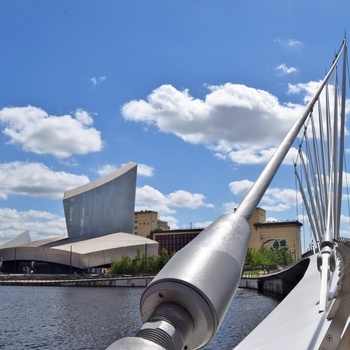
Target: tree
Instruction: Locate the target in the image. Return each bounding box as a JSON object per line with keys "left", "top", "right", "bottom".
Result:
{"left": 108, "top": 248, "right": 175, "bottom": 275}
{"left": 244, "top": 242, "right": 294, "bottom": 270}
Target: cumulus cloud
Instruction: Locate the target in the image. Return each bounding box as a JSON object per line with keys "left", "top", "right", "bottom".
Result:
{"left": 261, "top": 188, "right": 299, "bottom": 212}
{"left": 229, "top": 179, "right": 300, "bottom": 212}
{"left": 122, "top": 81, "right": 350, "bottom": 165}
{"left": 135, "top": 185, "right": 212, "bottom": 229}
{"left": 97, "top": 164, "right": 118, "bottom": 177}
{"left": 159, "top": 215, "right": 179, "bottom": 230}
{"left": 226, "top": 146, "right": 277, "bottom": 165}
{"left": 0, "top": 208, "right": 67, "bottom": 241}
{"left": 0, "top": 161, "right": 89, "bottom": 200}
{"left": 0, "top": 106, "right": 103, "bottom": 158}
{"left": 275, "top": 63, "right": 298, "bottom": 75}
{"left": 122, "top": 83, "right": 306, "bottom": 165}
{"left": 136, "top": 185, "right": 210, "bottom": 214}
{"left": 288, "top": 81, "right": 350, "bottom": 139}
{"left": 229, "top": 179, "right": 254, "bottom": 197}
{"left": 287, "top": 81, "right": 321, "bottom": 101}
{"left": 220, "top": 146, "right": 299, "bottom": 166}
{"left": 97, "top": 163, "right": 154, "bottom": 177}
{"left": 287, "top": 80, "right": 350, "bottom": 111}
{"left": 137, "top": 164, "right": 154, "bottom": 177}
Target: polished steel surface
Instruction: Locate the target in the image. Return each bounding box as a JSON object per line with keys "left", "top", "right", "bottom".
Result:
{"left": 110, "top": 39, "right": 349, "bottom": 350}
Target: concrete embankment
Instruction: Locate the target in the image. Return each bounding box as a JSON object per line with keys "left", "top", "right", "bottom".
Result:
{"left": 240, "top": 258, "right": 310, "bottom": 297}
{"left": 0, "top": 274, "right": 154, "bottom": 287}
{"left": 0, "top": 258, "right": 310, "bottom": 294}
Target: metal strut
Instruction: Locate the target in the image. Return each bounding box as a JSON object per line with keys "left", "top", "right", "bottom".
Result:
{"left": 107, "top": 39, "right": 347, "bottom": 350}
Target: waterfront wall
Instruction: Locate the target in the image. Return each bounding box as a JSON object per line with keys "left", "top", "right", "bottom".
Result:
{"left": 0, "top": 258, "right": 310, "bottom": 294}
{"left": 240, "top": 258, "right": 310, "bottom": 297}
{"left": 0, "top": 274, "right": 154, "bottom": 287}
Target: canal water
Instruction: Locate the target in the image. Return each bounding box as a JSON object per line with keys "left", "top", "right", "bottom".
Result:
{"left": 0, "top": 286, "right": 279, "bottom": 349}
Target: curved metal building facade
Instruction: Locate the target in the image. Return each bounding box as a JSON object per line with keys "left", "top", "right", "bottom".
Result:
{"left": 63, "top": 162, "right": 137, "bottom": 239}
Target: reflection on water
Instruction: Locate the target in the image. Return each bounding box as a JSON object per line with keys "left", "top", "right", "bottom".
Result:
{"left": 0, "top": 286, "right": 279, "bottom": 349}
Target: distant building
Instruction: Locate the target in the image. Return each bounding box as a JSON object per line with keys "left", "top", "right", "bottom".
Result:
{"left": 248, "top": 207, "right": 302, "bottom": 262}
{"left": 149, "top": 207, "right": 302, "bottom": 263}
{"left": 0, "top": 163, "right": 158, "bottom": 274}
{"left": 134, "top": 210, "right": 170, "bottom": 238}
{"left": 253, "top": 221, "right": 302, "bottom": 263}
{"left": 151, "top": 228, "right": 203, "bottom": 254}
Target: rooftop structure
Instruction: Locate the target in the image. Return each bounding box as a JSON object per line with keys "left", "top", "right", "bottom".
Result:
{"left": 0, "top": 230, "right": 31, "bottom": 249}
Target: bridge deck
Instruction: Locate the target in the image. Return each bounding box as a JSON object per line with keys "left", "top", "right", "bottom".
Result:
{"left": 235, "top": 255, "right": 339, "bottom": 349}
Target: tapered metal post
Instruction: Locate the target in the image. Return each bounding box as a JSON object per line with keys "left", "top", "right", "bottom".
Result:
{"left": 108, "top": 40, "right": 346, "bottom": 350}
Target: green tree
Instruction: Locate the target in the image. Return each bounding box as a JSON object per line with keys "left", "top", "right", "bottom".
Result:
{"left": 245, "top": 248, "right": 254, "bottom": 266}
{"left": 147, "top": 254, "right": 159, "bottom": 274}
{"left": 132, "top": 248, "right": 143, "bottom": 274}
{"left": 244, "top": 241, "right": 294, "bottom": 271}
{"left": 157, "top": 248, "right": 170, "bottom": 270}
{"left": 108, "top": 248, "right": 175, "bottom": 275}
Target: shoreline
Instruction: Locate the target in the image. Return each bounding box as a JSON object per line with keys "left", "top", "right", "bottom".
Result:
{"left": 0, "top": 273, "right": 155, "bottom": 287}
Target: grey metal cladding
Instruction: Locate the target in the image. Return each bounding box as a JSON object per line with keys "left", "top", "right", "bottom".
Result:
{"left": 63, "top": 162, "right": 137, "bottom": 239}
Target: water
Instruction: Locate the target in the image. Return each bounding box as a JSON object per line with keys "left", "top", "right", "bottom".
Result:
{"left": 0, "top": 286, "right": 279, "bottom": 349}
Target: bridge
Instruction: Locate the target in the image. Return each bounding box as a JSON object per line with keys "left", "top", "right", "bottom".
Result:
{"left": 107, "top": 39, "right": 349, "bottom": 349}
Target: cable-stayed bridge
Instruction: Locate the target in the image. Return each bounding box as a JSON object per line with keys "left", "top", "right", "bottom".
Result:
{"left": 108, "top": 39, "right": 349, "bottom": 350}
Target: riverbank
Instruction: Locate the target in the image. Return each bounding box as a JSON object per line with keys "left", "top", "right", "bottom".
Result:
{"left": 240, "top": 258, "right": 310, "bottom": 297}
{"left": 0, "top": 273, "right": 154, "bottom": 287}
{"left": 0, "top": 258, "right": 310, "bottom": 296}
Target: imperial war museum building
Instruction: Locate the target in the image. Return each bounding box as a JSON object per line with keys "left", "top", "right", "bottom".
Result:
{"left": 0, "top": 162, "right": 158, "bottom": 274}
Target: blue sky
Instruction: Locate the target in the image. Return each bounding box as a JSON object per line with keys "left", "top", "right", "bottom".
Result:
{"left": 0, "top": 1, "right": 349, "bottom": 251}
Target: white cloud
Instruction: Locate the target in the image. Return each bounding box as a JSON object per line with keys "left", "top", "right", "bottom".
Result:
{"left": 288, "top": 81, "right": 350, "bottom": 140}
{"left": 274, "top": 38, "right": 303, "bottom": 48}
{"left": 221, "top": 146, "right": 299, "bottom": 166}
{"left": 136, "top": 185, "right": 175, "bottom": 214}
{"left": 262, "top": 188, "right": 298, "bottom": 212}
{"left": 229, "top": 179, "right": 300, "bottom": 213}
{"left": 91, "top": 75, "right": 106, "bottom": 87}
{"left": 227, "top": 146, "right": 277, "bottom": 165}
{"left": 137, "top": 164, "right": 154, "bottom": 177}
{"left": 75, "top": 108, "right": 94, "bottom": 126}
{"left": 0, "top": 106, "right": 103, "bottom": 158}
{"left": 222, "top": 201, "right": 240, "bottom": 213}
{"left": 136, "top": 185, "right": 210, "bottom": 215}
{"left": 229, "top": 179, "right": 254, "bottom": 196}
{"left": 167, "top": 190, "right": 207, "bottom": 209}
{"left": 122, "top": 83, "right": 306, "bottom": 164}
{"left": 275, "top": 63, "right": 298, "bottom": 75}
{"left": 97, "top": 164, "right": 118, "bottom": 177}
{"left": 287, "top": 80, "right": 348, "bottom": 111}
{"left": 97, "top": 163, "right": 154, "bottom": 177}
{"left": 287, "top": 81, "right": 321, "bottom": 101}
{"left": 0, "top": 161, "right": 89, "bottom": 200}
{"left": 0, "top": 208, "right": 67, "bottom": 242}
{"left": 159, "top": 215, "right": 179, "bottom": 230}
{"left": 194, "top": 220, "right": 213, "bottom": 229}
